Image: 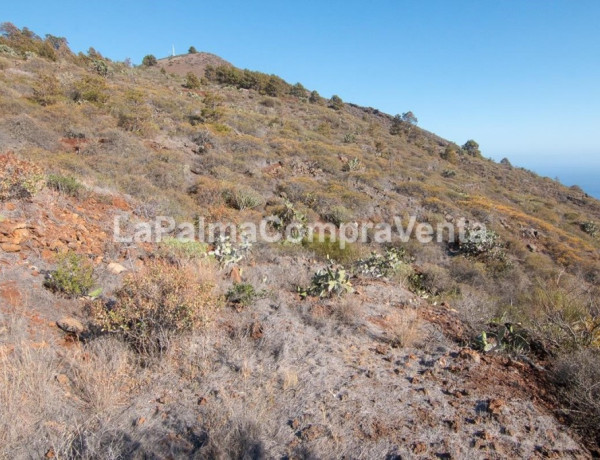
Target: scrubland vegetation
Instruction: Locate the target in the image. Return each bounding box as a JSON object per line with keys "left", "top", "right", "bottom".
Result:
{"left": 1, "top": 23, "right": 600, "bottom": 457}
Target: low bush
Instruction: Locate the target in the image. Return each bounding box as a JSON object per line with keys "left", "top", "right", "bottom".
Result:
{"left": 226, "top": 283, "right": 258, "bottom": 309}
{"left": 515, "top": 278, "right": 600, "bottom": 351}
{"left": 223, "top": 187, "right": 264, "bottom": 210}
{"left": 302, "top": 235, "right": 361, "bottom": 265}
{"left": 458, "top": 225, "right": 506, "bottom": 265}
{"left": 581, "top": 221, "right": 599, "bottom": 237}
{"left": 47, "top": 174, "right": 83, "bottom": 197}
{"left": 0, "top": 154, "right": 45, "bottom": 201}
{"left": 158, "top": 237, "right": 208, "bottom": 264}
{"left": 387, "top": 309, "right": 424, "bottom": 348}
{"left": 321, "top": 205, "right": 353, "bottom": 226}
{"left": 342, "top": 157, "right": 361, "bottom": 172}
{"left": 552, "top": 349, "right": 600, "bottom": 444}
{"left": 30, "top": 74, "right": 62, "bottom": 106}
{"left": 71, "top": 75, "right": 108, "bottom": 105}
{"left": 329, "top": 95, "right": 343, "bottom": 110}
{"left": 183, "top": 72, "right": 201, "bottom": 89}
{"left": 90, "top": 58, "right": 109, "bottom": 77}
{"left": 44, "top": 251, "right": 95, "bottom": 298}
{"left": 91, "top": 260, "right": 219, "bottom": 355}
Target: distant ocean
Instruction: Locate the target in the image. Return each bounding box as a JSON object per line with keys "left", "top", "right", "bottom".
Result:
{"left": 505, "top": 157, "right": 600, "bottom": 200}
{"left": 531, "top": 166, "right": 600, "bottom": 200}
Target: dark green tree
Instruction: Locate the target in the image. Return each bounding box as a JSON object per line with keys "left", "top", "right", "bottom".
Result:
{"left": 462, "top": 139, "right": 481, "bottom": 157}
{"left": 290, "top": 82, "right": 306, "bottom": 98}
{"left": 390, "top": 114, "right": 403, "bottom": 135}
{"left": 141, "top": 54, "right": 157, "bottom": 67}
{"left": 309, "top": 90, "right": 320, "bottom": 103}
{"left": 188, "top": 46, "right": 197, "bottom": 54}
{"left": 264, "top": 75, "right": 287, "bottom": 97}
{"left": 329, "top": 94, "right": 343, "bottom": 110}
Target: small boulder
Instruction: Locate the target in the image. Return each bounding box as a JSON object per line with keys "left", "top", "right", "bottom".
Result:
{"left": 56, "top": 317, "right": 85, "bottom": 335}
{"left": 459, "top": 347, "right": 481, "bottom": 364}
{"left": 1, "top": 243, "right": 21, "bottom": 252}
{"left": 107, "top": 262, "right": 127, "bottom": 274}
{"left": 230, "top": 266, "right": 242, "bottom": 284}
{"left": 488, "top": 398, "right": 505, "bottom": 416}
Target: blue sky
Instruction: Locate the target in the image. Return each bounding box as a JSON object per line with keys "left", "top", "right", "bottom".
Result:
{"left": 3, "top": 1, "right": 600, "bottom": 194}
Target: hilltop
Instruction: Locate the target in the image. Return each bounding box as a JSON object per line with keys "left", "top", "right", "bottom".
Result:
{"left": 156, "top": 51, "right": 231, "bottom": 79}
{"left": 1, "top": 24, "right": 599, "bottom": 458}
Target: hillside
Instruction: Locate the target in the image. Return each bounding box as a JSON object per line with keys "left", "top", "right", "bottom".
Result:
{"left": 1, "top": 24, "right": 600, "bottom": 458}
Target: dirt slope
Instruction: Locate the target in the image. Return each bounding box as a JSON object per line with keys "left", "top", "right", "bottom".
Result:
{"left": 0, "top": 190, "right": 590, "bottom": 458}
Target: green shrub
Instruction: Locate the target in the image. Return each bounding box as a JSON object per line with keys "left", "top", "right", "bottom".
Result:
{"left": 72, "top": 75, "right": 108, "bottom": 104}
{"left": 309, "top": 90, "right": 320, "bottom": 103}
{"left": 188, "top": 46, "right": 197, "bottom": 54}
{"left": 290, "top": 82, "right": 306, "bottom": 98}
{"left": 440, "top": 144, "right": 460, "bottom": 163}
{"left": 47, "top": 174, "right": 83, "bottom": 197}
{"left": 183, "top": 71, "right": 201, "bottom": 89}
{"left": 158, "top": 237, "right": 208, "bottom": 264}
{"left": 226, "top": 283, "right": 257, "bottom": 309}
{"left": 44, "top": 251, "right": 95, "bottom": 298}
{"left": 265, "top": 75, "right": 287, "bottom": 97}
{"left": 199, "top": 92, "right": 224, "bottom": 122}
{"left": 302, "top": 235, "right": 360, "bottom": 265}
{"left": 223, "top": 187, "right": 264, "bottom": 210}
{"left": 343, "top": 133, "right": 356, "bottom": 144}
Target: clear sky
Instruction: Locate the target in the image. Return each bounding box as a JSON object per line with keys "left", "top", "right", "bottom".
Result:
{"left": 3, "top": 1, "right": 600, "bottom": 194}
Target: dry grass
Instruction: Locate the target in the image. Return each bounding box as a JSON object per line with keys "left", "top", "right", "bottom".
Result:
{"left": 386, "top": 308, "right": 425, "bottom": 348}
{"left": 0, "top": 311, "right": 141, "bottom": 459}
{"left": 552, "top": 349, "right": 600, "bottom": 445}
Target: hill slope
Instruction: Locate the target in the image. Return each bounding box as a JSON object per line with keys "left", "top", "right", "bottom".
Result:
{"left": 1, "top": 25, "right": 599, "bottom": 457}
